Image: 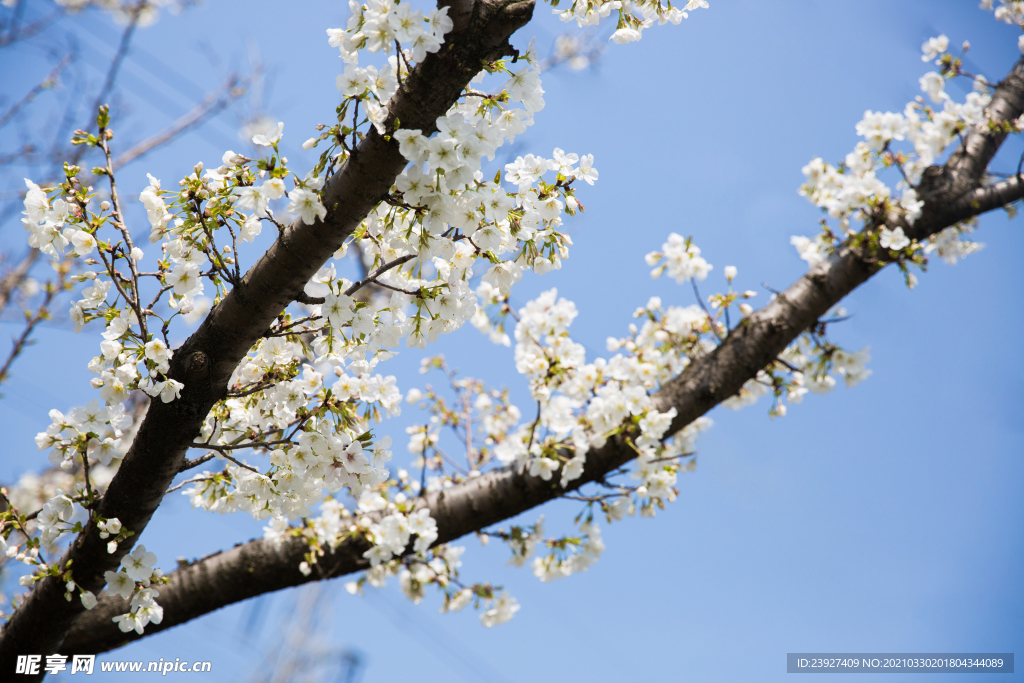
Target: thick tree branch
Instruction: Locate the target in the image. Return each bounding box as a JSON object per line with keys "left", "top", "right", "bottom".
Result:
{"left": 57, "top": 57, "right": 1024, "bottom": 657}
{"left": 0, "top": 0, "right": 535, "bottom": 673}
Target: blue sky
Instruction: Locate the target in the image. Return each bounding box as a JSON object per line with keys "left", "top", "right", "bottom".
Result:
{"left": 2, "top": 1, "right": 1022, "bottom": 681}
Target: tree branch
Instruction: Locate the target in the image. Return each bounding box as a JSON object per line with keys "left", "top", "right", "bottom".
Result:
{"left": 55, "top": 56, "right": 1024, "bottom": 659}
{"left": 0, "top": 0, "right": 536, "bottom": 671}
{"left": 108, "top": 74, "right": 248, "bottom": 171}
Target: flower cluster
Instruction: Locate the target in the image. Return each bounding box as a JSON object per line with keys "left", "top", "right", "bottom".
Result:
{"left": 105, "top": 544, "right": 166, "bottom": 635}
{"left": 34, "top": 399, "right": 134, "bottom": 468}
{"left": 554, "top": 0, "right": 709, "bottom": 45}
{"left": 645, "top": 232, "right": 713, "bottom": 283}
{"left": 529, "top": 521, "right": 605, "bottom": 582}
{"left": 982, "top": 0, "right": 1024, "bottom": 27}
{"left": 791, "top": 29, "right": 1010, "bottom": 276}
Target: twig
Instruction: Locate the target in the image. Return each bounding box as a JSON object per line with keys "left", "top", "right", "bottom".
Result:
{"left": 98, "top": 125, "right": 148, "bottom": 341}
{"left": 201, "top": 439, "right": 292, "bottom": 454}
{"left": 226, "top": 379, "right": 281, "bottom": 398}
{"left": 0, "top": 278, "right": 61, "bottom": 384}
{"left": 690, "top": 279, "right": 723, "bottom": 342}
{"left": 166, "top": 475, "right": 216, "bottom": 495}
{"left": 343, "top": 253, "right": 417, "bottom": 298}
{"left": 178, "top": 453, "right": 217, "bottom": 472}
{"left": 526, "top": 401, "right": 542, "bottom": 450}
{"left": 774, "top": 357, "right": 801, "bottom": 373}
{"left": 204, "top": 450, "right": 260, "bottom": 474}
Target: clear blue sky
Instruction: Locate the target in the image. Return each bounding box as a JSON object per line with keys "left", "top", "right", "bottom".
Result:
{"left": 2, "top": 1, "right": 1022, "bottom": 681}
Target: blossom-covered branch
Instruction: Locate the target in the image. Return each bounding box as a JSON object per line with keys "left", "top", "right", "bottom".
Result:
{"left": 57, "top": 50, "right": 1024, "bottom": 655}
{"left": 0, "top": 0, "right": 538, "bottom": 672}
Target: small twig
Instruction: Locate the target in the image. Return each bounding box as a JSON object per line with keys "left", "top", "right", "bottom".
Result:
{"left": 226, "top": 378, "right": 282, "bottom": 398}
{"left": 145, "top": 283, "right": 174, "bottom": 313}
{"left": 0, "top": 278, "right": 61, "bottom": 384}
{"left": 562, "top": 492, "right": 627, "bottom": 503}
{"left": 193, "top": 197, "right": 237, "bottom": 285}
{"left": 526, "top": 401, "right": 542, "bottom": 450}
{"left": 343, "top": 253, "right": 416, "bottom": 298}
{"left": 285, "top": 413, "right": 316, "bottom": 442}
{"left": 263, "top": 325, "right": 323, "bottom": 339}
{"left": 178, "top": 453, "right": 217, "bottom": 472}
{"left": 200, "top": 439, "right": 292, "bottom": 454}
{"left": 225, "top": 218, "right": 241, "bottom": 282}
{"left": 204, "top": 449, "right": 261, "bottom": 474}
{"left": 98, "top": 125, "right": 148, "bottom": 340}
{"left": 166, "top": 475, "right": 216, "bottom": 495}
{"left": 644, "top": 453, "right": 695, "bottom": 466}
{"left": 369, "top": 280, "right": 419, "bottom": 296}
{"left": 690, "top": 279, "right": 723, "bottom": 342}
{"left": 464, "top": 90, "right": 503, "bottom": 100}
{"left": 774, "top": 357, "right": 801, "bottom": 373}
{"left": 265, "top": 314, "right": 320, "bottom": 336}
{"left": 264, "top": 210, "right": 288, "bottom": 233}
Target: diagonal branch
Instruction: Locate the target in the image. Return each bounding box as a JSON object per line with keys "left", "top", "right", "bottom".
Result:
{"left": 0, "top": 0, "right": 536, "bottom": 673}
{"left": 108, "top": 74, "right": 249, "bottom": 171}
{"left": 0, "top": 250, "right": 38, "bottom": 316}
{"left": 57, "top": 56, "right": 1024, "bottom": 658}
